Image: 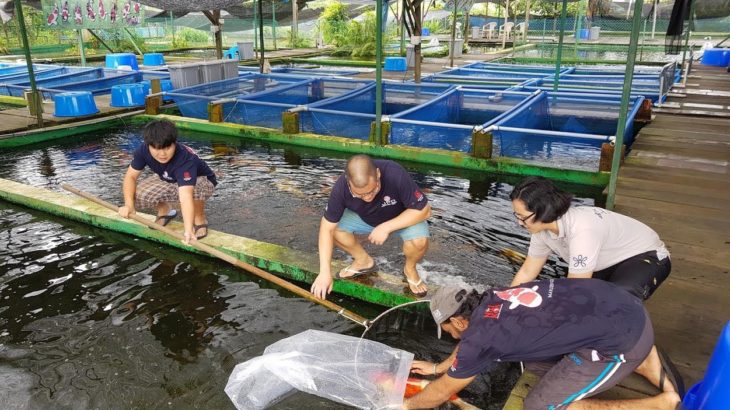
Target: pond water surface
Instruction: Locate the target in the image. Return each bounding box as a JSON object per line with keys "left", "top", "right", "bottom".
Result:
{"left": 0, "top": 125, "right": 603, "bottom": 409}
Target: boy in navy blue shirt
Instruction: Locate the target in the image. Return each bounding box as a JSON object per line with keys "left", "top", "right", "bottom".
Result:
{"left": 404, "top": 280, "right": 683, "bottom": 410}
{"left": 310, "top": 155, "right": 432, "bottom": 299}
{"left": 118, "top": 120, "right": 217, "bottom": 244}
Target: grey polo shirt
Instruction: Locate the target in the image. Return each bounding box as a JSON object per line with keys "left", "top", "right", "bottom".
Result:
{"left": 527, "top": 206, "right": 669, "bottom": 274}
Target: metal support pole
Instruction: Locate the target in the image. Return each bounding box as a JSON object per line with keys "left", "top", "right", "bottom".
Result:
{"left": 606, "top": 0, "right": 645, "bottom": 210}
{"left": 291, "top": 0, "right": 298, "bottom": 46}
{"left": 375, "top": 0, "right": 384, "bottom": 144}
{"left": 414, "top": 0, "right": 423, "bottom": 82}
{"left": 253, "top": 2, "right": 258, "bottom": 53}
{"left": 400, "top": 0, "right": 405, "bottom": 55}
{"left": 553, "top": 0, "right": 569, "bottom": 91}
{"left": 13, "top": 0, "right": 43, "bottom": 128}
{"left": 258, "top": 0, "right": 265, "bottom": 72}
{"left": 77, "top": 29, "right": 87, "bottom": 66}
{"left": 651, "top": 0, "right": 657, "bottom": 39}
{"left": 501, "top": 0, "right": 509, "bottom": 49}
{"left": 524, "top": 0, "right": 530, "bottom": 43}
{"left": 170, "top": 11, "right": 175, "bottom": 45}
{"left": 449, "top": 4, "right": 458, "bottom": 67}
{"left": 87, "top": 29, "right": 114, "bottom": 52}
{"left": 575, "top": 0, "right": 582, "bottom": 46}
{"left": 272, "top": 0, "right": 277, "bottom": 50}
{"left": 123, "top": 28, "right": 144, "bottom": 56}
{"left": 681, "top": 0, "right": 694, "bottom": 70}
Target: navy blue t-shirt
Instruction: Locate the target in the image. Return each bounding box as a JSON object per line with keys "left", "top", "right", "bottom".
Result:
{"left": 130, "top": 143, "right": 217, "bottom": 187}
{"left": 448, "top": 279, "right": 646, "bottom": 379}
{"left": 323, "top": 160, "right": 428, "bottom": 227}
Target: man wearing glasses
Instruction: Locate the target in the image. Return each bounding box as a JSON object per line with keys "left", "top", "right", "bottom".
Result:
{"left": 310, "top": 154, "right": 432, "bottom": 300}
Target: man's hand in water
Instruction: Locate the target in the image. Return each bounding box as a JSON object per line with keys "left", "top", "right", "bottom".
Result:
{"left": 411, "top": 360, "right": 438, "bottom": 376}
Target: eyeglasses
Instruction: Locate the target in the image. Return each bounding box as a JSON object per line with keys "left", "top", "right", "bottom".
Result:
{"left": 348, "top": 179, "right": 380, "bottom": 199}
{"left": 513, "top": 211, "right": 535, "bottom": 223}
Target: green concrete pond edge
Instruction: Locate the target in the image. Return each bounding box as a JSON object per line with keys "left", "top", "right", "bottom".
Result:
{"left": 134, "top": 114, "right": 610, "bottom": 187}
{"left": 0, "top": 95, "right": 27, "bottom": 106}
{"left": 0, "top": 178, "right": 415, "bottom": 309}
{"left": 0, "top": 111, "right": 609, "bottom": 187}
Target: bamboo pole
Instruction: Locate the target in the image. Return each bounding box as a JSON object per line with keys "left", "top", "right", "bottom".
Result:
{"left": 61, "top": 184, "right": 371, "bottom": 327}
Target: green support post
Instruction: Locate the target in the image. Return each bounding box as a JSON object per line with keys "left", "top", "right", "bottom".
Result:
{"left": 400, "top": 0, "right": 405, "bottom": 56}
{"left": 375, "top": 0, "right": 383, "bottom": 145}
{"left": 14, "top": 0, "right": 43, "bottom": 128}
{"left": 253, "top": 2, "right": 258, "bottom": 53}
{"left": 258, "top": 0, "right": 266, "bottom": 72}
{"left": 87, "top": 29, "right": 114, "bottom": 52}
{"left": 449, "top": 4, "right": 458, "bottom": 67}
{"left": 170, "top": 11, "right": 175, "bottom": 45}
{"left": 574, "top": 6, "right": 581, "bottom": 46}
{"left": 606, "top": 0, "right": 645, "bottom": 210}
{"left": 553, "top": 0, "right": 569, "bottom": 91}
{"left": 77, "top": 29, "right": 87, "bottom": 66}
{"left": 124, "top": 28, "right": 144, "bottom": 56}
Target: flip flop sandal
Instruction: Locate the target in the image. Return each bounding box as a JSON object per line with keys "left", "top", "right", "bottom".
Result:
{"left": 193, "top": 223, "right": 209, "bottom": 240}
{"left": 657, "top": 346, "right": 686, "bottom": 399}
{"left": 406, "top": 275, "right": 428, "bottom": 298}
{"left": 151, "top": 209, "right": 177, "bottom": 228}
{"left": 337, "top": 263, "right": 378, "bottom": 279}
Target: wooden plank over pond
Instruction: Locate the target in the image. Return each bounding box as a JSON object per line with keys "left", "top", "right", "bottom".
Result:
{"left": 0, "top": 178, "right": 417, "bottom": 309}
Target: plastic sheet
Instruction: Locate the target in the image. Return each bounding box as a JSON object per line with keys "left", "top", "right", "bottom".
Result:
{"left": 225, "top": 330, "right": 414, "bottom": 410}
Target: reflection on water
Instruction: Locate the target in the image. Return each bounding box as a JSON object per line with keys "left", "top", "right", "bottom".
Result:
{"left": 0, "top": 125, "right": 603, "bottom": 409}
{"left": 0, "top": 204, "right": 360, "bottom": 409}
{"left": 0, "top": 205, "right": 515, "bottom": 409}
{"left": 0, "top": 126, "right": 602, "bottom": 289}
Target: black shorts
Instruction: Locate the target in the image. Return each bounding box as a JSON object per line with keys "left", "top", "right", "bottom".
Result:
{"left": 593, "top": 250, "right": 671, "bottom": 300}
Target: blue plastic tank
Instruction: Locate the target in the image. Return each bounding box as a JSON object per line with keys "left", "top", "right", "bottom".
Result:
{"left": 110, "top": 83, "right": 147, "bottom": 107}
{"left": 683, "top": 321, "right": 730, "bottom": 410}
{"left": 53, "top": 91, "right": 99, "bottom": 117}
{"left": 105, "top": 53, "right": 139, "bottom": 70}
{"left": 142, "top": 53, "right": 165, "bottom": 66}
{"left": 384, "top": 57, "right": 407, "bottom": 71}
{"left": 700, "top": 48, "right": 730, "bottom": 67}
{"left": 422, "top": 28, "right": 430, "bottom": 36}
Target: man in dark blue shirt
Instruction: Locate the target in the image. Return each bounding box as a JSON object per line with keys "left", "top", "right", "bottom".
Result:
{"left": 310, "top": 155, "right": 431, "bottom": 300}
{"left": 405, "top": 279, "right": 682, "bottom": 410}
{"left": 118, "top": 120, "right": 217, "bottom": 244}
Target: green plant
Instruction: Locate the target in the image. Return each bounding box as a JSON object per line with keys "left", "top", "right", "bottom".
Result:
{"left": 172, "top": 36, "right": 188, "bottom": 49}
{"left": 290, "top": 33, "right": 313, "bottom": 48}
{"left": 423, "top": 19, "right": 446, "bottom": 34}
{"left": 320, "top": 1, "right": 349, "bottom": 47}
{"left": 178, "top": 27, "right": 210, "bottom": 44}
